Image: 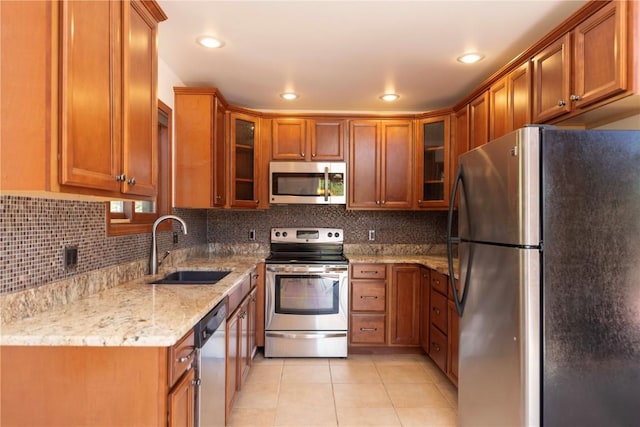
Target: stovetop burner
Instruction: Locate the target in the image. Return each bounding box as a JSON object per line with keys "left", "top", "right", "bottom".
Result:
{"left": 266, "top": 227, "right": 347, "bottom": 265}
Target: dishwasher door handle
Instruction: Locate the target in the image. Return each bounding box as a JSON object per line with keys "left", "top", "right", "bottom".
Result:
{"left": 266, "top": 331, "right": 347, "bottom": 340}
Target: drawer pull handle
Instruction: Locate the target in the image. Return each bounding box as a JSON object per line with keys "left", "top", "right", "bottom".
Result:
{"left": 360, "top": 295, "right": 378, "bottom": 299}
{"left": 433, "top": 308, "right": 440, "bottom": 315}
{"left": 432, "top": 343, "right": 441, "bottom": 352}
{"left": 178, "top": 347, "right": 196, "bottom": 364}
{"left": 360, "top": 327, "right": 378, "bottom": 332}
{"left": 361, "top": 270, "right": 379, "bottom": 274}
{"left": 434, "top": 279, "right": 440, "bottom": 285}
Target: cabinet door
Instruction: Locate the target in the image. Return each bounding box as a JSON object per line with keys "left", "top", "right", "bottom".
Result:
{"left": 121, "top": 0, "right": 157, "bottom": 198}
{"left": 168, "top": 368, "right": 195, "bottom": 427}
{"left": 389, "top": 265, "right": 421, "bottom": 346}
{"left": 469, "top": 91, "right": 489, "bottom": 149}
{"left": 348, "top": 120, "right": 379, "bottom": 209}
{"left": 225, "top": 310, "right": 239, "bottom": 423}
{"left": 310, "top": 119, "right": 345, "bottom": 161}
{"left": 380, "top": 120, "right": 413, "bottom": 209}
{"left": 271, "top": 118, "right": 307, "bottom": 160}
{"left": 59, "top": 0, "right": 122, "bottom": 193}
{"left": 532, "top": 34, "right": 572, "bottom": 123}
{"left": 229, "top": 112, "right": 260, "bottom": 208}
{"left": 489, "top": 78, "right": 509, "bottom": 141}
{"left": 508, "top": 61, "right": 532, "bottom": 131}
{"left": 174, "top": 91, "right": 214, "bottom": 208}
{"left": 416, "top": 115, "right": 450, "bottom": 209}
{"left": 420, "top": 268, "right": 430, "bottom": 353}
{"left": 447, "top": 299, "right": 459, "bottom": 386}
{"left": 573, "top": 1, "right": 627, "bottom": 110}
{"left": 213, "top": 98, "right": 227, "bottom": 207}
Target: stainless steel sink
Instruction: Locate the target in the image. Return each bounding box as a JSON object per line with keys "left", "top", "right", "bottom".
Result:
{"left": 151, "top": 270, "right": 231, "bottom": 285}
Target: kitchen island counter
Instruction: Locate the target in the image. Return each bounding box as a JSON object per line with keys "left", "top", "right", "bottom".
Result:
{"left": 0, "top": 256, "right": 263, "bottom": 347}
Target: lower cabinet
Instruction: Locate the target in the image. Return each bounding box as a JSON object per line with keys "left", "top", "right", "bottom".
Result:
{"left": 225, "top": 273, "right": 258, "bottom": 424}
{"left": 389, "top": 264, "right": 421, "bottom": 346}
{"left": 0, "top": 329, "right": 197, "bottom": 427}
{"left": 447, "top": 299, "right": 459, "bottom": 385}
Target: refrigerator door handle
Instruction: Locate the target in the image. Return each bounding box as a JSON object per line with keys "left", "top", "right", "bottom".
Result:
{"left": 447, "top": 164, "right": 470, "bottom": 317}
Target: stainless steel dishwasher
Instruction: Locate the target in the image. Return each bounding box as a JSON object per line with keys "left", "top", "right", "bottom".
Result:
{"left": 195, "top": 297, "right": 227, "bottom": 427}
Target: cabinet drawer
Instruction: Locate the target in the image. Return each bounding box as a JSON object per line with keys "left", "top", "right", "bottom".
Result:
{"left": 351, "top": 264, "right": 386, "bottom": 279}
{"left": 430, "top": 289, "right": 448, "bottom": 334}
{"left": 431, "top": 270, "right": 448, "bottom": 295}
{"left": 351, "top": 281, "right": 386, "bottom": 312}
{"left": 350, "top": 314, "right": 386, "bottom": 344}
{"left": 169, "top": 328, "right": 195, "bottom": 388}
{"left": 429, "top": 324, "right": 448, "bottom": 372}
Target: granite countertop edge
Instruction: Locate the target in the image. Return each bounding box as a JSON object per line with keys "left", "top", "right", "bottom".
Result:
{"left": 0, "top": 254, "right": 454, "bottom": 348}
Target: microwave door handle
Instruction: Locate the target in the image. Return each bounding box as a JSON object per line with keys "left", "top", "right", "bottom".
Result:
{"left": 324, "top": 167, "right": 329, "bottom": 202}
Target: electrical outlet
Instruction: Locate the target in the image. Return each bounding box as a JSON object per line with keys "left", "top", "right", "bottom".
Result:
{"left": 248, "top": 229, "right": 256, "bottom": 241}
{"left": 173, "top": 232, "right": 178, "bottom": 244}
{"left": 64, "top": 246, "right": 78, "bottom": 269}
{"left": 368, "top": 230, "right": 376, "bottom": 241}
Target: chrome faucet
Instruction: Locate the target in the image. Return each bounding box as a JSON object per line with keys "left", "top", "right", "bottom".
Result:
{"left": 150, "top": 215, "right": 188, "bottom": 275}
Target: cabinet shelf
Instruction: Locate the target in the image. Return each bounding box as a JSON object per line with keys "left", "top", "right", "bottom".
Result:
{"left": 236, "top": 144, "right": 254, "bottom": 151}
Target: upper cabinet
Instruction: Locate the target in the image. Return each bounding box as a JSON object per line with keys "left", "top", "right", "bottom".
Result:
{"left": 271, "top": 118, "right": 345, "bottom": 161}
{"left": 490, "top": 61, "right": 532, "bottom": 140}
{"left": 229, "top": 111, "right": 265, "bottom": 209}
{"left": 415, "top": 115, "right": 451, "bottom": 209}
{"left": 533, "top": 1, "right": 631, "bottom": 123}
{"left": 1, "top": 0, "right": 166, "bottom": 200}
{"left": 469, "top": 91, "right": 489, "bottom": 150}
{"left": 174, "top": 88, "right": 227, "bottom": 208}
{"left": 348, "top": 120, "right": 413, "bottom": 210}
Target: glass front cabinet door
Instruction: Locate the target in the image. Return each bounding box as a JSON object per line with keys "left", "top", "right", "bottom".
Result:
{"left": 416, "top": 115, "right": 450, "bottom": 209}
{"left": 229, "top": 112, "right": 261, "bottom": 208}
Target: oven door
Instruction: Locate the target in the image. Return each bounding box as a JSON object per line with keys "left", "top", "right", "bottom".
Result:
{"left": 265, "top": 264, "right": 348, "bottom": 331}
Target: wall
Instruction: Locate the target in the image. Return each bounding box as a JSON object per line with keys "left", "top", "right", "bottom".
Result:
{"left": 207, "top": 205, "right": 448, "bottom": 246}
{"left": 0, "top": 195, "right": 207, "bottom": 295}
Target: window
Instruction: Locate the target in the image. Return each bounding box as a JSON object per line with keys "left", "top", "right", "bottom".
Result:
{"left": 106, "top": 100, "right": 173, "bottom": 235}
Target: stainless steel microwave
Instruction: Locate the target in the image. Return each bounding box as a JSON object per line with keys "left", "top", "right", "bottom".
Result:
{"left": 269, "top": 161, "right": 347, "bottom": 205}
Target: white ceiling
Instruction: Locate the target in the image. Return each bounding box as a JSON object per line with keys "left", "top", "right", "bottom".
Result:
{"left": 157, "top": 0, "right": 588, "bottom": 113}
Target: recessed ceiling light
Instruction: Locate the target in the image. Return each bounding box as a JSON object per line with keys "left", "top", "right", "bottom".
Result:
{"left": 196, "top": 36, "right": 224, "bottom": 49}
{"left": 379, "top": 93, "right": 400, "bottom": 102}
{"left": 280, "top": 92, "right": 298, "bottom": 100}
{"left": 457, "top": 53, "right": 484, "bottom": 64}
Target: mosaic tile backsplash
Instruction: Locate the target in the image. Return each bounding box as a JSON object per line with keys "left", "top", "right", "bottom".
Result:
{"left": 0, "top": 196, "right": 207, "bottom": 294}
{"left": 1, "top": 196, "right": 448, "bottom": 296}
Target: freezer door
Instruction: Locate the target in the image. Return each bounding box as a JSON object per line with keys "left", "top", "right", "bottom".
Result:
{"left": 458, "top": 241, "right": 540, "bottom": 427}
{"left": 458, "top": 127, "right": 540, "bottom": 246}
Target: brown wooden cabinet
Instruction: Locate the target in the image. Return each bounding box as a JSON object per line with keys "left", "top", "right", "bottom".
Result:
{"left": 174, "top": 88, "right": 227, "bottom": 208}
{"left": 271, "top": 118, "right": 345, "bottom": 161}
{"left": 490, "top": 61, "right": 533, "bottom": 140}
{"left": 389, "top": 264, "right": 421, "bottom": 346}
{"left": 427, "top": 269, "right": 457, "bottom": 379}
{"left": 225, "top": 272, "right": 258, "bottom": 424}
{"left": 469, "top": 90, "right": 489, "bottom": 150}
{"left": 229, "top": 111, "right": 263, "bottom": 208}
{"left": 350, "top": 264, "right": 387, "bottom": 346}
{"left": 348, "top": 120, "right": 413, "bottom": 210}
{"left": 419, "top": 268, "right": 431, "bottom": 353}
{"left": 447, "top": 299, "right": 459, "bottom": 386}
{"left": 1, "top": 0, "right": 166, "bottom": 200}
{"left": 415, "top": 115, "right": 451, "bottom": 209}
{"left": 0, "top": 328, "right": 195, "bottom": 427}
{"left": 533, "top": 2, "right": 630, "bottom": 123}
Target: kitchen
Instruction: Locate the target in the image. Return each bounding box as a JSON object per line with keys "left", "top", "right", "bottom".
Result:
{"left": 1, "top": 1, "right": 639, "bottom": 426}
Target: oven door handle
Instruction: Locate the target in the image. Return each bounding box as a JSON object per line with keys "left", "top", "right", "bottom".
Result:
{"left": 266, "top": 331, "right": 347, "bottom": 340}
{"left": 266, "top": 265, "right": 348, "bottom": 274}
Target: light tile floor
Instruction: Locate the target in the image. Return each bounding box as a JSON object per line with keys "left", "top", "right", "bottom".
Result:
{"left": 228, "top": 352, "right": 458, "bottom": 427}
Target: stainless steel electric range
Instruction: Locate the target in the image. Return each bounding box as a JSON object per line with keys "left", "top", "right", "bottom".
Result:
{"left": 264, "top": 227, "right": 349, "bottom": 358}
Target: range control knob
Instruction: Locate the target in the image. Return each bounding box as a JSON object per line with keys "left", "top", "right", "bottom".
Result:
{"left": 282, "top": 232, "right": 288, "bottom": 237}
{"left": 275, "top": 231, "right": 281, "bottom": 237}
{"left": 335, "top": 232, "right": 340, "bottom": 238}
{"left": 328, "top": 232, "right": 333, "bottom": 238}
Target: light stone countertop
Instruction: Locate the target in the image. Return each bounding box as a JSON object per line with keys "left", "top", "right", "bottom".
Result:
{"left": 0, "top": 253, "right": 455, "bottom": 348}
{"left": 0, "top": 257, "right": 262, "bottom": 347}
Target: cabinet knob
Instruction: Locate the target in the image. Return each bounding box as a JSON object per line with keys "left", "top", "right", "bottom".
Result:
{"left": 255, "top": 200, "right": 259, "bottom": 205}
{"left": 115, "top": 174, "right": 127, "bottom": 182}
{"left": 127, "top": 177, "right": 136, "bottom": 186}
{"left": 311, "top": 153, "right": 316, "bottom": 158}
{"left": 301, "top": 152, "right": 305, "bottom": 157}
{"left": 432, "top": 343, "right": 441, "bottom": 352}
{"left": 433, "top": 307, "right": 440, "bottom": 315}
{"left": 570, "top": 94, "right": 581, "bottom": 101}
{"left": 557, "top": 100, "right": 567, "bottom": 107}
{"left": 418, "top": 199, "right": 423, "bottom": 203}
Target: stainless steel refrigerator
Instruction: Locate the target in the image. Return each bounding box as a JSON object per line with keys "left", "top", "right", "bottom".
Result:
{"left": 447, "top": 125, "right": 640, "bottom": 426}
